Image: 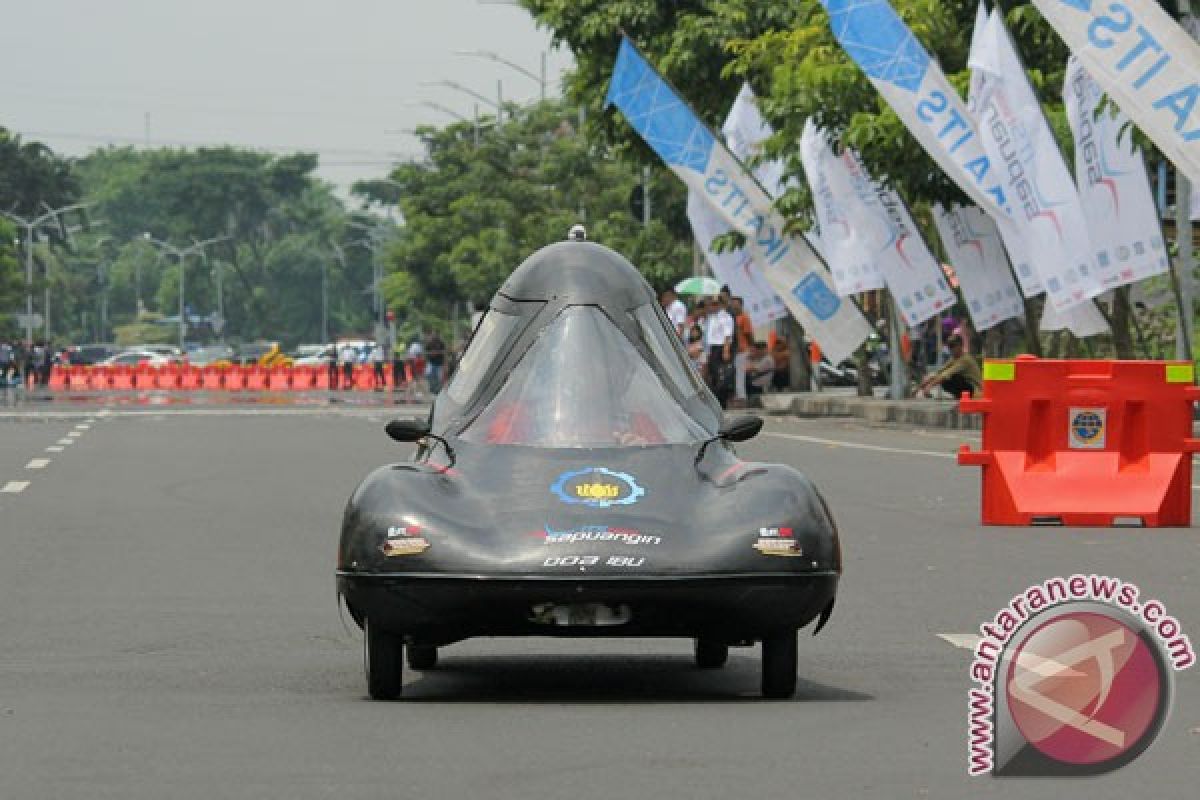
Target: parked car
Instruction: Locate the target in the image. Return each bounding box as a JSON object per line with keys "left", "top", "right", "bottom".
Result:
{"left": 98, "top": 350, "right": 172, "bottom": 367}
{"left": 63, "top": 344, "right": 119, "bottom": 366}
{"left": 293, "top": 344, "right": 336, "bottom": 367}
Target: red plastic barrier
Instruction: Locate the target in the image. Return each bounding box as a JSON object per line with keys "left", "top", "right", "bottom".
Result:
{"left": 88, "top": 367, "right": 112, "bottom": 390}
{"left": 290, "top": 366, "right": 314, "bottom": 390}
{"left": 48, "top": 365, "right": 68, "bottom": 390}
{"left": 313, "top": 365, "right": 330, "bottom": 390}
{"left": 958, "top": 357, "right": 1199, "bottom": 527}
{"left": 266, "top": 366, "right": 291, "bottom": 391}
{"left": 65, "top": 366, "right": 89, "bottom": 390}
{"left": 201, "top": 366, "right": 224, "bottom": 390}
{"left": 244, "top": 367, "right": 267, "bottom": 391}
{"left": 224, "top": 367, "right": 246, "bottom": 391}
{"left": 112, "top": 366, "right": 135, "bottom": 390}
{"left": 179, "top": 366, "right": 202, "bottom": 390}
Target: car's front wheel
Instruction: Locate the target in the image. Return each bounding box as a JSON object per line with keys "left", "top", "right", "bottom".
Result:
{"left": 761, "top": 629, "right": 798, "bottom": 699}
{"left": 694, "top": 639, "right": 729, "bottom": 669}
{"left": 407, "top": 644, "right": 438, "bottom": 670}
{"left": 364, "top": 618, "right": 404, "bottom": 700}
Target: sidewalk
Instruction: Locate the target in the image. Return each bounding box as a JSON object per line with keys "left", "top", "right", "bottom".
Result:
{"left": 759, "top": 390, "right": 981, "bottom": 431}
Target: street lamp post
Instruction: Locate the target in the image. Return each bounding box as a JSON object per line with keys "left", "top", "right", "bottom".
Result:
{"left": 142, "top": 234, "right": 228, "bottom": 351}
{"left": 420, "top": 79, "right": 504, "bottom": 120}
{"left": 456, "top": 49, "right": 548, "bottom": 101}
{"left": 0, "top": 203, "right": 89, "bottom": 345}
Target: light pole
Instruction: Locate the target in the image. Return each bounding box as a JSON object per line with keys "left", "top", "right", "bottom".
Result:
{"left": 421, "top": 79, "right": 504, "bottom": 120}
{"left": 456, "top": 49, "right": 548, "bottom": 101}
{"left": 141, "top": 234, "right": 228, "bottom": 351}
{"left": 0, "top": 203, "right": 89, "bottom": 345}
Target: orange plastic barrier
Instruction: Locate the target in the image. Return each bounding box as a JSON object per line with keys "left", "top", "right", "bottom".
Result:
{"left": 112, "top": 366, "right": 135, "bottom": 390}
{"left": 266, "top": 366, "right": 291, "bottom": 391}
{"left": 66, "top": 366, "right": 89, "bottom": 390}
{"left": 958, "top": 357, "right": 1199, "bottom": 527}
{"left": 48, "top": 365, "right": 68, "bottom": 390}
{"left": 180, "top": 366, "right": 202, "bottom": 390}
{"left": 224, "top": 367, "right": 246, "bottom": 391}
{"left": 244, "top": 367, "right": 267, "bottom": 391}
{"left": 201, "top": 366, "right": 224, "bottom": 390}
{"left": 88, "top": 367, "right": 112, "bottom": 390}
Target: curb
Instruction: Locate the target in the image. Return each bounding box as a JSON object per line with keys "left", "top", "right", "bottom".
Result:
{"left": 759, "top": 392, "right": 982, "bottom": 431}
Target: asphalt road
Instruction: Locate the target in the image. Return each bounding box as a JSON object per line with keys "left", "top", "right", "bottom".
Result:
{"left": 1, "top": 403, "right": 1197, "bottom": 799}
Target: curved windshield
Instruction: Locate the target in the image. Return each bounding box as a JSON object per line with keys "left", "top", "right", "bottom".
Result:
{"left": 462, "top": 306, "right": 708, "bottom": 448}
{"left": 446, "top": 309, "right": 523, "bottom": 405}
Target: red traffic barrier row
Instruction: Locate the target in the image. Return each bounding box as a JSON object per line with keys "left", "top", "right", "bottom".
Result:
{"left": 46, "top": 364, "right": 409, "bottom": 392}
{"left": 958, "top": 357, "right": 1199, "bottom": 527}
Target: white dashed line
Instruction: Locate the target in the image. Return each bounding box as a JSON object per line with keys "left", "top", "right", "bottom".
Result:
{"left": 75, "top": 424, "right": 91, "bottom": 430}
{"left": 938, "top": 633, "right": 981, "bottom": 651}
{"left": 1, "top": 481, "right": 30, "bottom": 493}
{"left": 25, "top": 459, "right": 50, "bottom": 470}
{"left": 57, "top": 438, "right": 73, "bottom": 446}
{"left": 45, "top": 446, "right": 64, "bottom": 453}
{"left": 67, "top": 431, "right": 82, "bottom": 438}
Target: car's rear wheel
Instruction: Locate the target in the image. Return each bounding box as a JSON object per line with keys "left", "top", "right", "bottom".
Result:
{"left": 364, "top": 618, "right": 404, "bottom": 700}
{"left": 407, "top": 644, "right": 438, "bottom": 670}
{"left": 694, "top": 639, "right": 729, "bottom": 669}
{"left": 761, "top": 629, "right": 798, "bottom": 699}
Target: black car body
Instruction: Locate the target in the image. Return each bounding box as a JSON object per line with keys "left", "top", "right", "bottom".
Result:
{"left": 337, "top": 240, "right": 842, "bottom": 699}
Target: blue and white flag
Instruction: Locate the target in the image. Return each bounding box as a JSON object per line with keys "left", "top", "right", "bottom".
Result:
{"left": 799, "top": 121, "right": 886, "bottom": 296}
{"left": 606, "top": 37, "right": 871, "bottom": 363}
{"left": 684, "top": 84, "right": 788, "bottom": 327}
{"left": 821, "top": 0, "right": 1009, "bottom": 219}
{"left": 932, "top": 204, "right": 1024, "bottom": 332}
{"left": 1065, "top": 56, "right": 1170, "bottom": 289}
{"left": 970, "top": 9, "right": 1108, "bottom": 315}
{"left": 1032, "top": 0, "right": 1200, "bottom": 185}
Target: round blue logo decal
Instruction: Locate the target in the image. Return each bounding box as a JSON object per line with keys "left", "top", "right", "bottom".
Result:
{"left": 551, "top": 467, "right": 645, "bottom": 508}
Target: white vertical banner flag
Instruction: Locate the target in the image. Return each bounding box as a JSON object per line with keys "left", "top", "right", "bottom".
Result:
{"left": 932, "top": 204, "right": 1024, "bottom": 331}
{"left": 821, "top": 0, "right": 1011, "bottom": 219}
{"left": 605, "top": 38, "right": 871, "bottom": 364}
{"left": 699, "top": 84, "right": 790, "bottom": 325}
{"left": 722, "top": 84, "right": 790, "bottom": 199}
{"left": 1065, "top": 56, "right": 1170, "bottom": 288}
{"left": 804, "top": 121, "right": 957, "bottom": 326}
{"left": 1031, "top": 0, "right": 1200, "bottom": 185}
{"left": 837, "top": 148, "right": 958, "bottom": 327}
{"left": 799, "top": 121, "right": 886, "bottom": 296}
{"left": 970, "top": 9, "right": 1107, "bottom": 314}
{"left": 686, "top": 191, "right": 787, "bottom": 326}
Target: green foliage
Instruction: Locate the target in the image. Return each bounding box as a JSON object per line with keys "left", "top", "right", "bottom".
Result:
{"left": 0, "top": 126, "right": 80, "bottom": 219}
{"left": 379, "top": 100, "right": 693, "bottom": 340}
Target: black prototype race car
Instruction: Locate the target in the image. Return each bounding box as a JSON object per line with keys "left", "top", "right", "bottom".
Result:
{"left": 337, "top": 238, "right": 842, "bottom": 700}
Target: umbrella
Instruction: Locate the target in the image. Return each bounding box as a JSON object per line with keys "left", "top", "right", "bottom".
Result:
{"left": 674, "top": 276, "right": 723, "bottom": 296}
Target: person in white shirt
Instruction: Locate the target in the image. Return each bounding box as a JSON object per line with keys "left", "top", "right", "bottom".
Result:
{"left": 660, "top": 289, "right": 688, "bottom": 337}
{"left": 369, "top": 343, "right": 386, "bottom": 390}
{"left": 338, "top": 343, "right": 358, "bottom": 390}
{"left": 703, "top": 295, "right": 734, "bottom": 407}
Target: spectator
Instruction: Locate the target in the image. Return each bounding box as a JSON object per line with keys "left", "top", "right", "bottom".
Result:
{"left": 745, "top": 341, "right": 775, "bottom": 397}
{"left": 729, "top": 296, "right": 754, "bottom": 406}
{"left": 425, "top": 329, "right": 447, "bottom": 395}
{"left": 660, "top": 288, "right": 687, "bottom": 337}
{"left": 338, "top": 341, "right": 358, "bottom": 390}
{"left": 369, "top": 342, "right": 387, "bottom": 390}
{"left": 704, "top": 294, "right": 734, "bottom": 407}
{"left": 406, "top": 337, "right": 425, "bottom": 393}
{"left": 0, "top": 340, "right": 13, "bottom": 387}
{"left": 326, "top": 343, "right": 339, "bottom": 390}
{"left": 770, "top": 335, "right": 791, "bottom": 390}
{"left": 918, "top": 334, "right": 981, "bottom": 399}
{"left": 686, "top": 323, "right": 706, "bottom": 376}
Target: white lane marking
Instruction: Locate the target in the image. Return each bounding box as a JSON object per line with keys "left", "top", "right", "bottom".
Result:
{"left": 45, "top": 446, "right": 64, "bottom": 453}
{"left": 75, "top": 424, "right": 91, "bottom": 430}
{"left": 57, "top": 438, "right": 73, "bottom": 446}
{"left": 1, "top": 481, "right": 30, "bottom": 493}
{"left": 937, "top": 633, "right": 1084, "bottom": 676}
{"left": 67, "top": 431, "right": 82, "bottom": 438}
{"left": 938, "top": 633, "right": 981, "bottom": 651}
{"left": 0, "top": 405, "right": 429, "bottom": 420}
{"left": 25, "top": 459, "right": 50, "bottom": 469}
{"left": 764, "top": 431, "right": 956, "bottom": 459}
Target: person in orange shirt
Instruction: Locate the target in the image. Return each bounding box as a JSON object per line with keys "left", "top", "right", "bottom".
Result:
{"left": 730, "top": 296, "right": 755, "bottom": 405}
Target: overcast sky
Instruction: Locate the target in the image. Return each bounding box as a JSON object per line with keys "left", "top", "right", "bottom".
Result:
{"left": 0, "top": 0, "right": 573, "bottom": 195}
